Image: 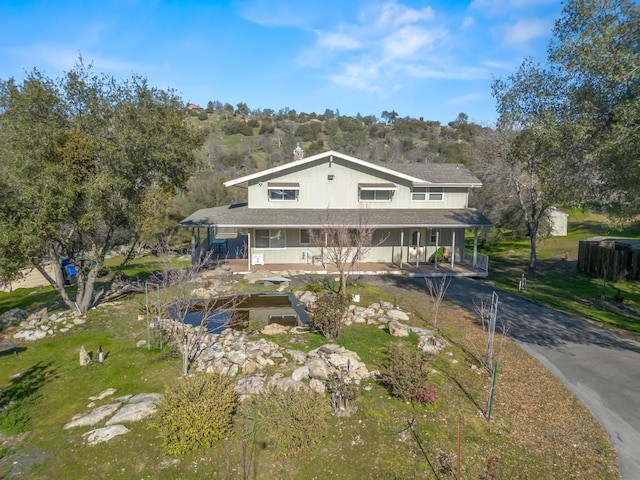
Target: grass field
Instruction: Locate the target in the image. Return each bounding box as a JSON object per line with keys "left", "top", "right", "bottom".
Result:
{"left": 0, "top": 276, "right": 620, "bottom": 479}
{"left": 477, "top": 211, "right": 640, "bottom": 334}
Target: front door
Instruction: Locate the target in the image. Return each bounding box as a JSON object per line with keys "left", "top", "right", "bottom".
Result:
{"left": 408, "top": 230, "right": 424, "bottom": 263}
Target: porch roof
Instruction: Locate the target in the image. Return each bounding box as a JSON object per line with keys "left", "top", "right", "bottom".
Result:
{"left": 179, "top": 203, "right": 493, "bottom": 229}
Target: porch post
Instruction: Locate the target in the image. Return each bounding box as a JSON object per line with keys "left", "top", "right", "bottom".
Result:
{"left": 247, "top": 232, "right": 251, "bottom": 271}
{"left": 190, "top": 229, "right": 196, "bottom": 264}
{"left": 415, "top": 231, "right": 420, "bottom": 267}
{"left": 207, "top": 227, "right": 211, "bottom": 250}
{"left": 473, "top": 227, "right": 478, "bottom": 267}
{"left": 435, "top": 231, "right": 439, "bottom": 269}
{"left": 451, "top": 231, "right": 456, "bottom": 268}
{"left": 400, "top": 230, "right": 404, "bottom": 268}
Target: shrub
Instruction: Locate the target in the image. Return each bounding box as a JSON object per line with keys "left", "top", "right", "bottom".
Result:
{"left": 153, "top": 373, "right": 237, "bottom": 456}
{"left": 309, "top": 294, "right": 350, "bottom": 341}
{"left": 379, "top": 344, "right": 431, "bottom": 401}
{"left": 246, "top": 387, "right": 331, "bottom": 457}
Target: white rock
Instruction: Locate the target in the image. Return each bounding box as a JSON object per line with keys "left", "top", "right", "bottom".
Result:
{"left": 309, "top": 378, "right": 326, "bottom": 394}
{"left": 291, "top": 366, "right": 309, "bottom": 382}
{"left": 388, "top": 321, "right": 410, "bottom": 337}
{"left": 64, "top": 403, "right": 122, "bottom": 429}
{"left": 89, "top": 388, "right": 117, "bottom": 401}
{"left": 13, "top": 329, "right": 47, "bottom": 341}
{"left": 387, "top": 309, "right": 409, "bottom": 321}
{"left": 82, "top": 425, "right": 130, "bottom": 445}
{"left": 106, "top": 401, "right": 157, "bottom": 425}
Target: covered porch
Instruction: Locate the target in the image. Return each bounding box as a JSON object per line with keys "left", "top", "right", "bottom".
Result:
{"left": 179, "top": 204, "right": 492, "bottom": 278}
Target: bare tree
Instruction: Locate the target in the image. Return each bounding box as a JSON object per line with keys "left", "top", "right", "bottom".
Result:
{"left": 425, "top": 275, "right": 450, "bottom": 328}
{"left": 472, "top": 292, "right": 509, "bottom": 374}
{"left": 151, "top": 254, "right": 243, "bottom": 376}
{"left": 310, "top": 210, "right": 387, "bottom": 295}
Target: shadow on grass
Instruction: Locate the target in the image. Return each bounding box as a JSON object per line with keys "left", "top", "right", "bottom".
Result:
{"left": 0, "top": 362, "right": 57, "bottom": 435}
{"left": 1, "top": 361, "right": 57, "bottom": 406}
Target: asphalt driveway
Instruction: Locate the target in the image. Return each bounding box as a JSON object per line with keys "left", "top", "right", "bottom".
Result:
{"left": 440, "top": 277, "right": 640, "bottom": 480}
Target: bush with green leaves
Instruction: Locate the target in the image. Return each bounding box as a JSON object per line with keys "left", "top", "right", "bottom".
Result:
{"left": 379, "top": 343, "right": 431, "bottom": 401}
{"left": 246, "top": 386, "right": 331, "bottom": 457}
{"left": 309, "top": 294, "right": 351, "bottom": 341}
{"left": 153, "top": 373, "right": 237, "bottom": 456}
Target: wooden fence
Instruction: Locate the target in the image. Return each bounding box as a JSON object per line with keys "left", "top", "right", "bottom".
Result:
{"left": 577, "top": 240, "right": 640, "bottom": 282}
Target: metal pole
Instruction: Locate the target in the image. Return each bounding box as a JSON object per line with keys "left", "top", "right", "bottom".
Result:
{"left": 457, "top": 415, "right": 461, "bottom": 480}
{"left": 487, "top": 360, "right": 499, "bottom": 421}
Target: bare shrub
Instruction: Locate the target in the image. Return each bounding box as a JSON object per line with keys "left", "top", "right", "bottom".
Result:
{"left": 425, "top": 275, "right": 450, "bottom": 328}
{"left": 379, "top": 343, "right": 431, "bottom": 401}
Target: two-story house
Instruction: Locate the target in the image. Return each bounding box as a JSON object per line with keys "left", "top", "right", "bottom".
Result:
{"left": 179, "top": 150, "right": 492, "bottom": 276}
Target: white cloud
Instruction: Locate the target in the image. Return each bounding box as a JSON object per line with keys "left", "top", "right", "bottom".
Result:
{"left": 461, "top": 16, "right": 475, "bottom": 29}
{"left": 382, "top": 26, "right": 446, "bottom": 60}
{"left": 376, "top": 2, "right": 435, "bottom": 28}
{"left": 317, "top": 32, "right": 361, "bottom": 50}
{"left": 502, "top": 18, "right": 550, "bottom": 44}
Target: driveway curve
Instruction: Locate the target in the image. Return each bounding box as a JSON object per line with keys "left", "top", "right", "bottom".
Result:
{"left": 440, "top": 277, "right": 640, "bottom": 480}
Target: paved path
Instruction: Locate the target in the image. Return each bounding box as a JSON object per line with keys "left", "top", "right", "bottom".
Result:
{"left": 439, "top": 277, "right": 640, "bottom": 480}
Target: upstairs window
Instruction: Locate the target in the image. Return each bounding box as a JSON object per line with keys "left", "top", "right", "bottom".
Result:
{"left": 411, "top": 187, "right": 427, "bottom": 201}
{"left": 358, "top": 183, "right": 395, "bottom": 202}
{"left": 428, "top": 187, "right": 444, "bottom": 201}
{"left": 268, "top": 183, "right": 299, "bottom": 201}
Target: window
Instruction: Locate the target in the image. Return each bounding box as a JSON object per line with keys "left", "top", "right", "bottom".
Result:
{"left": 300, "top": 229, "right": 319, "bottom": 245}
{"left": 255, "top": 229, "right": 285, "bottom": 248}
{"left": 428, "top": 188, "right": 444, "bottom": 201}
{"left": 430, "top": 229, "right": 439, "bottom": 244}
{"left": 411, "top": 187, "right": 427, "bottom": 201}
{"left": 268, "top": 183, "right": 299, "bottom": 201}
{"left": 358, "top": 183, "right": 395, "bottom": 202}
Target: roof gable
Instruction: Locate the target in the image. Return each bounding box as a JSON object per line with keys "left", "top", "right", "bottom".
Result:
{"left": 223, "top": 150, "right": 481, "bottom": 187}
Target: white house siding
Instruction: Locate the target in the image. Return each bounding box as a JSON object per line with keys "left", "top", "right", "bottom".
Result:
{"left": 247, "top": 158, "right": 468, "bottom": 210}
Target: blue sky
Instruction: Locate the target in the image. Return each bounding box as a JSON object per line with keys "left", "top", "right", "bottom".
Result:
{"left": 0, "top": 0, "right": 564, "bottom": 125}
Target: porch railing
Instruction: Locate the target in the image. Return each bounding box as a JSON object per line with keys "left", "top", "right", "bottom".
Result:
{"left": 463, "top": 250, "right": 489, "bottom": 273}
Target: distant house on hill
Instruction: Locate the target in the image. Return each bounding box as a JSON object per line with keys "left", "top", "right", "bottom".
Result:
{"left": 186, "top": 103, "right": 203, "bottom": 110}
{"left": 547, "top": 207, "right": 568, "bottom": 237}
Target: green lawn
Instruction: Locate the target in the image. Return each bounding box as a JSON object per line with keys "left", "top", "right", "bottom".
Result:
{"left": 0, "top": 280, "right": 619, "bottom": 479}
{"left": 477, "top": 210, "right": 640, "bottom": 334}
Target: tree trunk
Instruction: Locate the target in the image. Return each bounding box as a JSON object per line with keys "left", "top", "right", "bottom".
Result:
{"left": 35, "top": 263, "right": 81, "bottom": 315}
{"left": 529, "top": 231, "right": 538, "bottom": 269}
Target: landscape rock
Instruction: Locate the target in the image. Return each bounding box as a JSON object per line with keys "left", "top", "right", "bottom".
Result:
{"left": 89, "top": 388, "right": 117, "bottom": 401}
{"left": 0, "top": 308, "right": 27, "bottom": 329}
{"left": 13, "top": 329, "right": 48, "bottom": 341}
{"left": 106, "top": 400, "right": 158, "bottom": 425}
{"left": 79, "top": 346, "right": 91, "bottom": 366}
{"left": 388, "top": 321, "right": 410, "bottom": 337}
{"left": 387, "top": 309, "right": 410, "bottom": 321}
{"left": 262, "top": 323, "right": 288, "bottom": 335}
{"left": 64, "top": 403, "right": 122, "bottom": 429}
{"left": 291, "top": 365, "right": 309, "bottom": 382}
{"left": 82, "top": 425, "right": 130, "bottom": 445}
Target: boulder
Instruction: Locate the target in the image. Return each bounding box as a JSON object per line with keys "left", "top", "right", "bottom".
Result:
{"left": 387, "top": 309, "right": 409, "bottom": 322}
{"left": 291, "top": 365, "right": 309, "bottom": 382}
{"left": 0, "top": 308, "right": 27, "bottom": 329}
{"left": 388, "top": 321, "right": 410, "bottom": 337}
{"left": 306, "top": 359, "right": 330, "bottom": 381}
{"left": 82, "top": 425, "right": 130, "bottom": 445}
{"left": 89, "top": 388, "right": 117, "bottom": 401}
{"left": 309, "top": 378, "right": 326, "bottom": 395}
{"left": 106, "top": 400, "right": 158, "bottom": 425}
{"left": 13, "top": 330, "right": 48, "bottom": 341}
{"left": 64, "top": 403, "right": 122, "bottom": 429}
{"left": 262, "top": 323, "right": 288, "bottom": 335}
